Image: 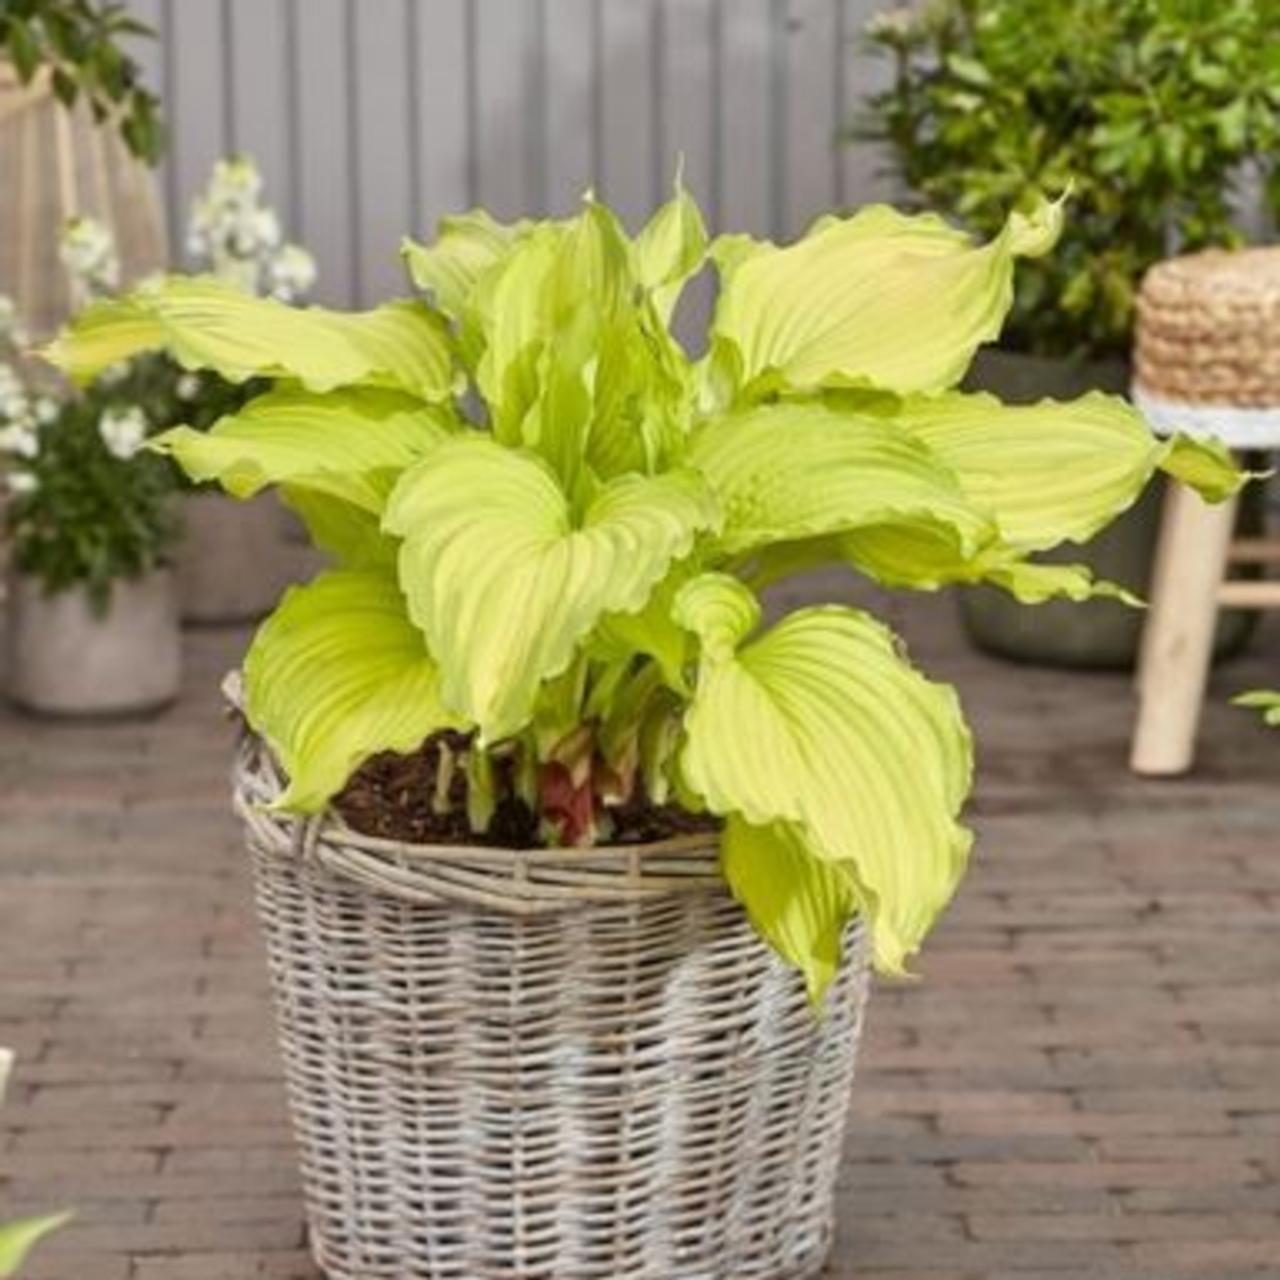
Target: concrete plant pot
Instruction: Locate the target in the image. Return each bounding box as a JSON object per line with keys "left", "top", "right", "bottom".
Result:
{"left": 176, "top": 490, "right": 285, "bottom": 626}
{"left": 5, "top": 569, "right": 180, "bottom": 716}
{"left": 957, "top": 349, "right": 1258, "bottom": 669}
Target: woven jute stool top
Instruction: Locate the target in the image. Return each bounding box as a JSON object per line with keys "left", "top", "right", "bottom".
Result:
{"left": 1134, "top": 246, "right": 1280, "bottom": 409}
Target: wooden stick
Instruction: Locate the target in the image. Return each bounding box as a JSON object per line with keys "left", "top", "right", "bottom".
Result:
{"left": 1216, "top": 580, "right": 1280, "bottom": 609}
{"left": 1131, "top": 487, "right": 1238, "bottom": 776}
{"left": 1226, "top": 537, "right": 1280, "bottom": 565}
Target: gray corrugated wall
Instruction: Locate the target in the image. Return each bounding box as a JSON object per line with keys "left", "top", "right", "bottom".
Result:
{"left": 127, "top": 0, "right": 896, "bottom": 308}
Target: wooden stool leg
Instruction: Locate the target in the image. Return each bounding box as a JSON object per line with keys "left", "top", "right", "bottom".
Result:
{"left": 1131, "top": 486, "right": 1238, "bottom": 776}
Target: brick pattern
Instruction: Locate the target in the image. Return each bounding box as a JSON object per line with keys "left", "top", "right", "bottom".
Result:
{"left": 2, "top": 588, "right": 1278, "bottom": 1279}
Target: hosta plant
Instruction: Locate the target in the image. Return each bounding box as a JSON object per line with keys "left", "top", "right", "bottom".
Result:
{"left": 47, "top": 186, "right": 1242, "bottom": 996}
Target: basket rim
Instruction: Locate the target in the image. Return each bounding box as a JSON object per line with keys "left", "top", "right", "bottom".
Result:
{"left": 229, "top": 679, "right": 728, "bottom": 914}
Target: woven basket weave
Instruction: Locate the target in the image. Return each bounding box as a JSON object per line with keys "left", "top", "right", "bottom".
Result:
{"left": 233, "top": 730, "right": 871, "bottom": 1280}
{"left": 1134, "top": 246, "right": 1280, "bottom": 407}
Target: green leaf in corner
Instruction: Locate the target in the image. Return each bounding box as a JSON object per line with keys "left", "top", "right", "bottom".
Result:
{"left": 151, "top": 388, "right": 454, "bottom": 510}
{"left": 47, "top": 278, "right": 456, "bottom": 399}
{"left": 674, "top": 574, "right": 973, "bottom": 975}
{"left": 243, "top": 569, "right": 462, "bottom": 812}
{"left": 1234, "top": 690, "right": 1280, "bottom": 727}
{"left": 708, "top": 194, "right": 1062, "bottom": 401}
{"left": 384, "top": 437, "right": 719, "bottom": 742}
{"left": 721, "top": 817, "right": 859, "bottom": 1005}
{"left": 0, "top": 1213, "right": 73, "bottom": 1279}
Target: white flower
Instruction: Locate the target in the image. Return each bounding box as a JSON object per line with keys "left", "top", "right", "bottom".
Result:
{"left": 176, "top": 372, "right": 203, "bottom": 401}
{"left": 59, "top": 216, "right": 121, "bottom": 297}
{"left": 866, "top": 5, "right": 920, "bottom": 39}
{"left": 98, "top": 405, "right": 149, "bottom": 461}
{"left": 6, "top": 470, "right": 37, "bottom": 496}
{"left": 0, "top": 422, "right": 39, "bottom": 459}
{"left": 212, "top": 155, "right": 264, "bottom": 205}
{"left": 267, "top": 244, "right": 317, "bottom": 302}
{"left": 33, "top": 397, "right": 59, "bottom": 426}
{"left": 0, "top": 364, "right": 29, "bottom": 421}
{"left": 251, "top": 208, "right": 282, "bottom": 253}
{"left": 98, "top": 361, "right": 130, "bottom": 388}
{"left": 0, "top": 296, "right": 26, "bottom": 349}
{"left": 185, "top": 154, "right": 314, "bottom": 300}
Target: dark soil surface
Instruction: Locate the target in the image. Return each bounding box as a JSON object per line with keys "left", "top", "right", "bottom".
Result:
{"left": 334, "top": 730, "right": 718, "bottom": 848}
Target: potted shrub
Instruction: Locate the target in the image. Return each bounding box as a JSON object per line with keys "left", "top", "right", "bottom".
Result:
{"left": 860, "top": 0, "right": 1279, "bottom": 667}
{"left": 49, "top": 187, "right": 1239, "bottom": 1278}
{"left": 2, "top": 305, "right": 180, "bottom": 716}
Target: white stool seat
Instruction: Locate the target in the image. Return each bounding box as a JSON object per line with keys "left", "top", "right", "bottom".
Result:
{"left": 1134, "top": 387, "right": 1280, "bottom": 450}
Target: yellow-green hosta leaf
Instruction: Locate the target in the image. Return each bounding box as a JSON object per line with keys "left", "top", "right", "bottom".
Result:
{"left": 592, "top": 561, "right": 698, "bottom": 695}
{"left": 470, "top": 225, "right": 566, "bottom": 442}
{"left": 1159, "top": 433, "right": 1250, "bottom": 503}
{"left": 688, "top": 402, "right": 994, "bottom": 559}
{"left": 635, "top": 174, "right": 709, "bottom": 323}
{"left": 384, "top": 437, "right": 719, "bottom": 742}
{"left": 894, "top": 391, "right": 1244, "bottom": 552}
{"left": 0, "top": 1214, "right": 72, "bottom": 1279}
{"left": 491, "top": 202, "right": 637, "bottom": 470}
{"left": 982, "top": 560, "right": 1137, "bottom": 606}
{"left": 1235, "top": 690, "right": 1280, "bottom": 727}
{"left": 47, "top": 276, "right": 456, "bottom": 399}
{"left": 402, "top": 209, "right": 530, "bottom": 323}
{"left": 839, "top": 525, "right": 1136, "bottom": 604}
{"left": 721, "top": 817, "right": 859, "bottom": 1005}
{"left": 708, "top": 195, "right": 1062, "bottom": 401}
{"left": 674, "top": 573, "right": 973, "bottom": 974}
{"left": 243, "top": 569, "right": 461, "bottom": 812}
{"left": 585, "top": 306, "right": 694, "bottom": 479}
{"left": 280, "top": 487, "right": 398, "bottom": 570}
{"left": 152, "top": 388, "right": 454, "bottom": 510}
{"left": 671, "top": 569, "right": 762, "bottom": 660}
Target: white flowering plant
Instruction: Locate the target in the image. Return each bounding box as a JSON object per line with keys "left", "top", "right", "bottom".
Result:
{"left": 2, "top": 155, "right": 314, "bottom": 606}
{"left": 2, "top": 222, "right": 176, "bottom": 608}
{"left": 186, "top": 156, "right": 317, "bottom": 302}
{"left": 2, "top": 330, "right": 177, "bottom": 611}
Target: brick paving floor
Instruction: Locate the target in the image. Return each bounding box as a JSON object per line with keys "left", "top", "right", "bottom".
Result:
{"left": 1, "top": 587, "right": 1278, "bottom": 1279}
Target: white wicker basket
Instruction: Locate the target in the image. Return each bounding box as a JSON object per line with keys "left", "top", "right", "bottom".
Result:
{"left": 234, "top": 729, "right": 871, "bottom": 1280}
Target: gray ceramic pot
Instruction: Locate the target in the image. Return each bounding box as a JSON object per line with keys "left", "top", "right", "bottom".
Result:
{"left": 957, "top": 349, "right": 1257, "bottom": 670}
{"left": 6, "top": 569, "right": 181, "bottom": 716}
{"left": 176, "top": 490, "right": 285, "bottom": 626}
